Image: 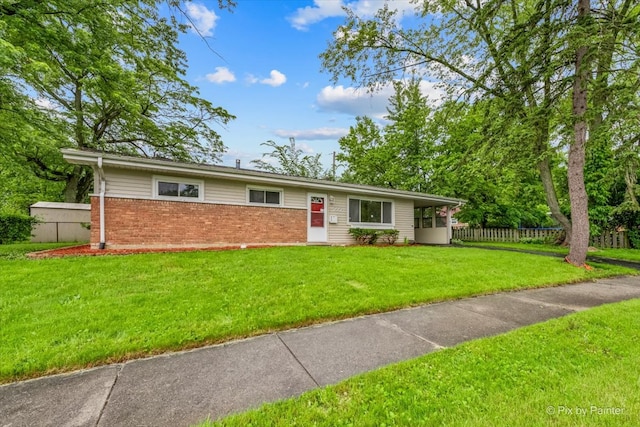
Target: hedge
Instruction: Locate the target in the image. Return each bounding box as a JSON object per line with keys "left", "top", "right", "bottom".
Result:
{"left": 0, "top": 214, "right": 38, "bottom": 244}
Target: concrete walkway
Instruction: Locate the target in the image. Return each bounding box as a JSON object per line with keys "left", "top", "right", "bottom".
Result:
{"left": 2, "top": 276, "right": 640, "bottom": 427}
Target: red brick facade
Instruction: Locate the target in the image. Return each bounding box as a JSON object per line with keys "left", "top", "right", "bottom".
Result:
{"left": 91, "top": 197, "right": 307, "bottom": 248}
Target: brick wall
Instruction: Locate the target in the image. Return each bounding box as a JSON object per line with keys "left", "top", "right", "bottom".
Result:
{"left": 91, "top": 197, "right": 307, "bottom": 248}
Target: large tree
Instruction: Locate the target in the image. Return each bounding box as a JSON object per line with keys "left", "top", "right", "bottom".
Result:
{"left": 321, "top": 0, "right": 639, "bottom": 265}
{"left": 1, "top": 0, "right": 234, "bottom": 203}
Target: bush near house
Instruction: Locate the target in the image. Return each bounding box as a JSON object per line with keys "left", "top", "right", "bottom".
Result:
{"left": 348, "top": 228, "right": 399, "bottom": 245}
{"left": 0, "top": 214, "right": 37, "bottom": 244}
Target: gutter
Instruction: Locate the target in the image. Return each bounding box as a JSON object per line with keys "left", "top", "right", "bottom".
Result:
{"left": 62, "top": 149, "right": 467, "bottom": 206}
{"left": 97, "top": 156, "right": 106, "bottom": 250}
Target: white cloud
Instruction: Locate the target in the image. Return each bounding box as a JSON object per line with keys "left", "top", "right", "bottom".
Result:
{"left": 288, "top": 0, "right": 417, "bottom": 30}
{"left": 316, "top": 80, "right": 444, "bottom": 118}
{"left": 245, "top": 74, "right": 259, "bottom": 84}
{"left": 272, "top": 127, "right": 349, "bottom": 140}
{"left": 260, "top": 70, "right": 287, "bottom": 87}
{"left": 205, "top": 67, "right": 236, "bottom": 84}
{"left": 288, "top": 0, "right": 346, "bottom": 31}
{"left": 185, "top": 3, "right": 218, "bottom": 37}
{"left": 34, "top": 97, "right": 58, "bottom": 110}
{"left": 316, "top": 85, "right": 389, "bottom": 118}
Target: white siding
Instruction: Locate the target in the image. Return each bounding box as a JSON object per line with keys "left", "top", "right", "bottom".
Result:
{"left": 105, "top": 167, "right": 152, "bottom": 198}
{"left": 104, "top": 168, "right": 307, "bottom": 209}
{"left": 282, "top": 187, "right": 306, "bottom": 209}
{"left": 415, "top": 227, "right": 449, "bottom": 244}
{"left": 326, "top": 192, "right": 414, "bottom": 245}
{"left": 206, "top": 178, "right": 245, "bottom": 204}
{"left": 102, "top": 167, "right": 423, "bottom": 244}
{"left": 327, "top": 191, "right": 352, "bottom": 244}
{"left": 394, "top": 199, "right": 415, "bottom": 243}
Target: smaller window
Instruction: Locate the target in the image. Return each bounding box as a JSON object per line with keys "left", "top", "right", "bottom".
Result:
{"left": 154, "top": 177, "right": 203, "bottom": 201}
{"left": 436, "top": 208, "right": 447, "bottom": 228}
{"left": 248, "top": 188, "right": 281, "bottom": 206}
{"left": 422, "top": 207, "right": 433, "bottom": 228}
{"left": 414, "top": 208, "right": 422, "bottom": 229}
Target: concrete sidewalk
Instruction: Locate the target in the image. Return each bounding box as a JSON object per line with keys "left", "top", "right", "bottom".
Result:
{"left": 2, "top": 276, "right": 639, "bottom": 427}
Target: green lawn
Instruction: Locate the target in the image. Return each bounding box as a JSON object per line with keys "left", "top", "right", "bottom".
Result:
{"left": 205, "top": 299, "right": 640, "bottom": 426}
{"left": 464, "top": 241, "right": 640, "bottom": 262}
{"left": 0, "top": 244, "right": 634, "bottom": 383}
{"left": 0, "top": 242, "right": 78, "bottom": 260}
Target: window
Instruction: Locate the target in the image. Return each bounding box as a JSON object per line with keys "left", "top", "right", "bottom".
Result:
{"left": 248, "top": 188, "right": 282, "bottom": 206}
{"left": 422, "top": 207, "right": 433, "bottom": 228}
{"left": 153, "top": 176, "right": 203, "bottom": 201}
{"left": 414, "top": 208, "right": 421, "bottom": 229}
{"left": 436, "top": 207, "right": 447, "bottom": 228}
{"left": 348, "top": 198, "right": 392, "bottom": 224}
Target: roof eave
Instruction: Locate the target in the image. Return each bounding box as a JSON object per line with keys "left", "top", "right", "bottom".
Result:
{"left": 62, "top": 149, "right": 466, "bottom": 206}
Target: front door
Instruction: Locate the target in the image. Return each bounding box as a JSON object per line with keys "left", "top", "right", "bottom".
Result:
{"left": 307, "top": 193, "right": 327, "bottom": 242}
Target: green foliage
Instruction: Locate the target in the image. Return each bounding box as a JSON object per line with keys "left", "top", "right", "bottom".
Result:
{"left": 0, "top": 214, "right": 37, "bottom": 244}
{"left": 348, "top": 228, "right": 399, "bottom": 245}
{"left": 251, "top": 139, "right": 330, "bottom": 179}
{"left": 322, "top": 0, "right": 640, "bottom": 262}
{"left": 380, "top": 229, "right": 399, "bottom": 244}
{"left": 0, "top": 242, "right": 73, "bottom": 260}
{"left": 348, "top": 228, "right": 379, "bottom": 245}
{"left": 338, "top": 79, "right": 432, "bottom": 191}
{"left": 0, "top": 157, "right": 65, "bottom": 214}
{"left": 611, "top": 202, "right": 640, "bottom": 249}
{"left": 519, "top": 237, "right": 552, "bottom": 245}
{"left": 1, "top": 1, "right": 235, "bottom": 202}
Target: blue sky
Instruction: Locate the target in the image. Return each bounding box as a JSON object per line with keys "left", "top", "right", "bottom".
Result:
{"left": 174, "top": 0, "right": 438, "bottom": 169}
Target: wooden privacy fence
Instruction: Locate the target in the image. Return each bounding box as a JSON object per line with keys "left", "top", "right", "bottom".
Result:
{"left": 452, "top": 228, "right": 630, "bottom": 249}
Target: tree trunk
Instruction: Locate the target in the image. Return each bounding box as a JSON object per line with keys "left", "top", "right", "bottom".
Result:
{"left": 624, "top": 161, "right": 639, "bottom": 207}
{"left": 566, "top": 0, "right": 591, "bottom": 266}
{"left": 537, "top": 156, "right": 572, "bottom": 244}
{"left": 62, "top": 166, "right": 93, "bottom": 203}
{"left": 63, "top": 173, "right": 79, "bottom": 203}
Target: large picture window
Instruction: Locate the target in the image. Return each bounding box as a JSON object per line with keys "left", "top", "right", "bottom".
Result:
{"left": 348, "top": 198, "right": 392, "bottom": 224}
{"left": 153, "top": 176, "right": 203, "bottom": 201}
{"left": 248, "top": 188, "right": 282, "bottom": 206}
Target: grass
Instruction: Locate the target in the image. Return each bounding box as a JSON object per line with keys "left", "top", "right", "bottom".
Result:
{"left": 204, "top": 299, "right": 640, "bottom": 426}
{"left": 0, "top": 241, "right": 79, "bottom": 260}
{"left": 0, "top": 244, "right": 634, "bottom": 383}
{"left": 464, "top": 241, "right": 640, "bottom": 262}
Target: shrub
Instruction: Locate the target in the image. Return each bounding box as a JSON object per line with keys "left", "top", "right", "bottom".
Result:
{"left": 348, "top": 228, "right": 399, "bottom": 245}
{"left": 348, "top": 228, "right": 379, "bottom": 245}
{"left": 0, "top": 214, "right": 38, "bottom": 244}
{"left": 379, "top": 229, "right": 399, "bottom": 244}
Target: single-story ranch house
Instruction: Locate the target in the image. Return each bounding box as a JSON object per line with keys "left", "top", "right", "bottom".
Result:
{"left": 62, "top": 149, "right": 465, "bottom": 249}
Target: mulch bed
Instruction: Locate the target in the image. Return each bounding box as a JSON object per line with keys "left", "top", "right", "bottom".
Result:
{"left": 27, "top": 244, "right": 273, "bottom": 259}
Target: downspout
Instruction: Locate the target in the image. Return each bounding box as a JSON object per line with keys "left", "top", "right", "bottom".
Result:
{"left": 97, "top": 156, "right": 106, "bottom": 250}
